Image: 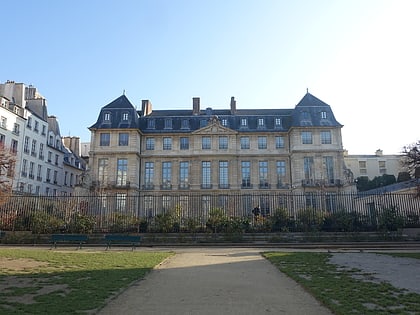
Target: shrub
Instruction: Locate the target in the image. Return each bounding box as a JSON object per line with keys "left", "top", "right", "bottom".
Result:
{"left": 30, "top": 211, "right": 64, "bottom": 234}
{"left": 67, "top": 213, "right": 96, "bottom": 233}
{"left": 269, "top": 208, "right": 293, "bottom": 232}
{"left": 378, "top": 206, "right": 404, "bottom": 232}
{"left": 206, "top": 208, "right": 228, "bottom": 233}
{"left": 108, "top": 213, "right": 140, "bottom": 233}
{"left": 296, "top": 208, "right": 326, "bottom": 232}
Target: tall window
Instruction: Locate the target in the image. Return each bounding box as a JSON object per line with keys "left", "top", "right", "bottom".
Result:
{"left": 162, "top": 162, "right": 172, "bottom": 189}
{"left": 276, "top": 161, "right": 286, "bottom": 187}
{"left": 240, "top": 118, "right": 248, "bottom": 127}
{"left": 145, "top": 162, "right": 154, "bottom": 188}
{"left": 24, "top": 136, "right": 29, "bottom": 154}
{"left": 164, "top": 118, "right": 173, "bottom": 129}
{"left": 201, "top": 161, "right": 211, "bottom": 189}
{"left": 258, "top": 136, "right": 267, "bottom": 149}
{"left": 304, "top": 157, "right": 314, "bottom": 181}
{"left": 147, "top": 119, "right": 155, "bottom": 129}
{"left": 31, "top": 140, "right": 37, "bottom": 156}
{"left": 37, "top": 165, "right": 42, "bottom": 181}
{"left": 104, "top": 112, "right": 111, "bottom": 121}
{"left": 275, "top": 136, "right": 285, "bottom": 149}
{"left": 22, "top": 159, "right": 27, "bottom": 177}
{"left": 179, "top": 161, "right": 189, "bottom": 188}
{"left": 39, "top": 143, "right": 44, "bottom": 160}
{"left": 202, "top": 136, "right": 211, "bottom": 150}
{"left": 320, "top": 131, "right": 332, "bottom": 144}
{"left": 219, "top": 136, "right": 228, "bottom": 149}
{"left": 146, "top": 137, "right": 155, "bottom": 150}
{"left": 116, "top": 193, "right": 126, "bottom": 211}
{"left": 29, "top": 162, "right": 35, "bottom": 179}
{"left": 100, "top": 133, "right": 110, "bottom": 146}
{"left": 275, "top": 118, "right": 282, "bottom": 128}
{"left": 240, "top": 137, "right": 250, "bottom": 149}
{"left": 241, "top": 161, "right": 251, "bottom": 188}
{"left": 257, "top": 118, "right": 265, "bottom": 128}
{"left": 98, "top": 158, "right": 108, "bottom": 184}
{"left": 301, "top": 131, "right": 312, "bottom": 144}
{"left": 324, "top": 156, "right": 334, "bottom": 183}
{"left": 116, "top": 158, "right": 128, "bottom": 186}
{"left": 181, "top": 119, "right": 189, "bottom": 129}
{"left": 122, "top": 112, "right": 129, "bottom": 121}
{"left": 119, "top": 133, "right": 129, "bottom": 146}
{"left": 10, "top": 140, "right": 18, "bottom": 153}
{"left": 219, "top": 161, "right": 229, "bottom": 189}
{"left": 53, "top": 170, "right": 58, "bottom": 184}
{"left": 259, "top": 161, "right": 268, "bottom": 188}
{"left": 163, "top": 137, "right": 172, "bottom": 150}
{"left": 180, "top": 137, "right": 189, "bottom": 150}
{"left": 321, "top": 111, "right": 327, "bottom": 119}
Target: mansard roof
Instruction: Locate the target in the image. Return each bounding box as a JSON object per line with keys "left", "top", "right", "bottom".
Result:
{"left": 90, "top": 92, "right": 342, "bottom": 133}
{"left": 89, "top": 95, "right": 139, "bottom": 130}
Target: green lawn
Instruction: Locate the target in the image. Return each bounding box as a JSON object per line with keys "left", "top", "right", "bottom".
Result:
{"left": 263, "top": 252, "right": 420, "bottom": 315}
{"left": 0, "top": 248, "right": 172, "bottom": 315}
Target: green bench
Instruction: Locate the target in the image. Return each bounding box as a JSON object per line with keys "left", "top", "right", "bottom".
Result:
{"left": 104, "top": 234, "right": 141, "bottom": 250}
{"left": 51, "top": 234, "right": 88, "bottom": 249}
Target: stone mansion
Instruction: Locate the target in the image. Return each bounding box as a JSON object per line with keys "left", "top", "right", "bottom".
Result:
{"left": 89, "top": 92, "right": 353, "bottom": 199}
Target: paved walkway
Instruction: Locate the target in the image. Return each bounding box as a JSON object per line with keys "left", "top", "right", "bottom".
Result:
{"left": 97, "top": 248, "right": 332, "bottom": 315}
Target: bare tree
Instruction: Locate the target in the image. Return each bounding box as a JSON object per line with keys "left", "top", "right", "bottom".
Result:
{"left": 402, "top": 140, "right": 420, "bottom": 178}
{"left": 0, "top": 145, "right": 16, "bottom": 204}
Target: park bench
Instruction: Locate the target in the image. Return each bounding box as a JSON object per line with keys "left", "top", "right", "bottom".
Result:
{"left": 51, "top": 234, "right": 88, "bottom": 249}
{"left": 104, "top": 234, "right": 141, "bottom": 251}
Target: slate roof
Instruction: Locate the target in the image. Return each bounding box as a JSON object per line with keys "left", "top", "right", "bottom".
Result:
{"left": 90, "top": 92, "right": 342, "bottom": 133}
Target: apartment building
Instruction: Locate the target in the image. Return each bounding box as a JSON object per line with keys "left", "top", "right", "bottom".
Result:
{"left": 0, "top": 81, "right": 85, "bottom": 195}
{"left": 89, "top": 92, "right": 352, "bottom": 201}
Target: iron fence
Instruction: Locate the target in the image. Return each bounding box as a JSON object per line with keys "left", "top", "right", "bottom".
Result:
{"left": 0, "top": 191, "right": 419, "bottom": 233}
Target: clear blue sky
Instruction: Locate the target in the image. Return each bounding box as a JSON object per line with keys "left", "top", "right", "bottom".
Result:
{"left": 2, "top": 0, "right": 419, "bottom": 154}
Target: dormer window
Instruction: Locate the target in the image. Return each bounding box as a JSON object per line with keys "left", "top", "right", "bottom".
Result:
{"left": 147, "top": 119, "right": 155, "bottom": 129}
{"left": 257, "top": 118, "right": 265, "bottom": 128}
{"left": 240, "top": 118, "right": 248, "bottom": 127}
{"left": 104, "top": 112, "right": 111, "bottom": 122}
{"left": 321, "top": 111, "right": 327, "bottom": 119}
{"left": 221, "top": 119, "right": 228, "bottom": 126}
{"left": 181, "top": 119, "right": 190, "bottom": 129}
{"left": 164, "top": 118, "right": 173, "bottom": 129}
{"left": 122, "top": 112, "right": 129, "bottom": 121}
{"left": 275, "top": 118, "right": 282, "bottom": 128}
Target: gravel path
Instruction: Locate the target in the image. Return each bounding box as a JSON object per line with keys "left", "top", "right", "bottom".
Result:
{"left": 329, "top": 252, "right": 420, "bottom": 294}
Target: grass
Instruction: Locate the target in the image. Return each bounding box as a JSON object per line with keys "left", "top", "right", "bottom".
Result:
{"left": 0, "top": 248, "right": 172, "bottom": 315}
{"left": 263, "top": 252, "right": 420, "bottom": 315}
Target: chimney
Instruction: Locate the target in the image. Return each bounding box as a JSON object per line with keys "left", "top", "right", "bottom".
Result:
{"left": 141, "top": 100, "right": 152, "bottom": 116}
{"left": 193, "top": 97, "right": 200, "bottom": 115}
{"left": 375, "top": 149, "right": 383, "bottom": 156}
{"left": 230, "top": 96, "right": 236, "bottom": 114}
{"left": 63, "top": 136, "right": 80, "bottom": 156}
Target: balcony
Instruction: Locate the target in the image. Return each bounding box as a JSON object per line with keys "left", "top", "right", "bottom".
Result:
{"left": 108, "top": 181, "right": 131, "bottom": 189}
{"left": 160, "top": 184, "right": 172, "bottom": 190}
{"left": 218, "top": 184, "right": 230, "bottom": 189}
{"left": 142, "top": 184, "right": 155, "bottom": 190}
{"left": 302, "top": 179, "right": 342, "bottom": 187}
{"left": 178, "top": 184, "right": 190, "bottom": 190}
{"left": 201, "top": 184, "right": 213, "bottom": 189}
{"left": 259, "top": 182, "right": 271, "bottom": 189}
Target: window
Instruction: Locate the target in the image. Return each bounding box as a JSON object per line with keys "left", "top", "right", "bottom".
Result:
{"left": 321, "top": 111, "right": 327, "bottom": 119}
{"left": 147, "top": 119, "right": 155, "bottom": 129}
{"left": 221, "top": 119, "right": 228, "bottom": 126}
{"left": 164, "top": 119, "right": 172, "bottom": 129}
{"left": 34, "top": 121, "right": 39, "bottom": 132}
{"left": 24, "top": 137, "right": 30, "bottom": 154}
{"left": 324, "top": 156, "right": 334, "bottom": 183}
{"left": 180, "top": 137, "right": 189, "bottom": 150}
{"left": 219, "top": 136, "right": 228, "bottom": 149}
{"left": 37, "top": 165, "right": 42, "bottom": 181}
{"left": 119, "top": 133, "right": 129, "bottom": 146}
{"left": 100, "top": 133, "right": 110, "bottom": 146}
{"left": 303, "top": 157, "right": 314, "bottom": 181}
{"left": 116, "top": 158, "right": 128, "bottom": 186}
{"left": 241, "top": 161, "right": 251, "bottom": 188}
{"left": 41, "top": 125, "right": 46, "bottom": 136}
{"left": 240, "top": 137, "right": 250, "bottom": 149}
{"left": 10, "top": 140, "right": 18, "bottom": 153}
{"left": 379, "top": 161, "right": 387, "bottom": 174}
{"left": 202, "top": 136, "right": 211, "bottom": 150}
{"left": 64, "top": 171, "right": 68, "bottom": 185}
{"left": 48, "top": 135, "right": 53, "bottom": 146}
{"left": 31, "top": 140, "right": 37, "bottom": 156}
{"left": 275, "top": 136, "right": 285, "bottom": 149}
{"left": 275, "top": 118, "right": 282, "bottom": 128}
{"left": 55, "top": 154, "right": 59, "bottom": 165}
{"left": 116, "top": 193, "right": 126, "bottom": 211}
{"left": 181, "top": 119, "right": 189, "bottom": 129}
{"left": 276, "top": 161, "right": 286, "bottom": 187}
{"left": 259, "top": 161, "right": 268, "bottom": 188}
{"left": 98, "top": 158, "right": 108, "bottom": 183}
{"left": 162, "top": 162, "right": 172, "bottom": 189}
{"left": 22, "top": 159, "right": 27, "bottom": 177}
{"left": 219, "top": 161, "right": 229, "bottom": 189}
{"left": 39, "top": 143, "right": 44, "bottom": 160}
{"left": 258, "top": 136, "right": 267, "bottom": 149}
{"left": 146, "top": 137, "right": 155, "bottom": 150}
{"left": 13, "top": 123, "right": 20, "bottom": 135}
{"left": 179, "top": 161, "right": 189, "bottom": 188}
{"left": 201, "top": 161, "right": 211, "bottom": 189}
{"left": 53, "top": 170, "right": 58, "bottom": 184}
{"left": 320, "top": 131, "right": 332, "bottom": 144}
{"left": 47, "top": 151, "right": 52, "bottom": 162}
{"left": 27, "top": 117, "right": 32, "bottom": 128}
{"left": 163, "top": 137, "right": 172, "bottom": 150}
{"left": 46, "top": 168, "right": 51, "bottom": 182}
{"left": 144, "top": 162, "right": 154, "bottom": 189}
{"left": 122, "top": 112, "right": 129, "bottom": 121}
{"left": 257, "top": 118, "right": 265, "bottom": 128}
{"left": 0, "top": 134, "right": 4, "bottom": 146}
{"left": 240, "top": 118, "right": 248, "bottom": 127}
{"left": 1, "top": 116, "right": 7, "bottom": 129}
{"left": 301, "top": 131, "right": 312, "bottom": 144}
{"left": 104, "top": 112, "right": 111, "bottom": 121}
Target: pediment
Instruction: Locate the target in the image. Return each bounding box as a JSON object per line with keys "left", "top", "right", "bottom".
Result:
{"left": 192, "top": 117, "right": 237, "bottom": 135}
